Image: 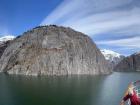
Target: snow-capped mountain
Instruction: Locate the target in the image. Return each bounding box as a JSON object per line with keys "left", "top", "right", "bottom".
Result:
{"left": 101, "top": 49, "right": 125, "bottom": 70}
{"left": 101, "top": 49, "right": 123, "bottom": 61}
{"left": 0, "top": 35, "right": 15, "bottom": 43}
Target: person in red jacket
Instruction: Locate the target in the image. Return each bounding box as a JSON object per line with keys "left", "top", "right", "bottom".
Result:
{"left": 120, "top": 84, "right": 140, "bottom": 105}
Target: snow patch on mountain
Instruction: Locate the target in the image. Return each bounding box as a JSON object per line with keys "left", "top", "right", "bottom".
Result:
{"left": 101, "top": 49, "right": 125, "bottom": 70}
{"left": 0, "top": 35, "right": 15, "bottom": 42}
{"left": 101, "top": 49, "right": 122, "bottom": 61}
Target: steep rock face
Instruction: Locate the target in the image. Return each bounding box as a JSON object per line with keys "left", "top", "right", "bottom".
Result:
{"left": 114, "top": 53, "right": 140, "bottom": 72}
{"left": 101, "top": 49, "right": 125, "bottom": 70}
{"left": 0, "top": 25, "right": 111, "bottom": 76}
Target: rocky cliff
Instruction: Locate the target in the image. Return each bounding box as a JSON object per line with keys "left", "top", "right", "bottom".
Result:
{"left": 0, "top": 25, "right": 111, "bottom": 76}
{"left": 114, "top": 53, "right": 140, "bottom": 72}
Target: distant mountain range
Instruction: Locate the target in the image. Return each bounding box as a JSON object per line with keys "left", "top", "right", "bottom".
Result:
{"left": 101, "top": 49, "right": 125, "bottom": 70}
{"left": 114, "top": 52, "right": 140, "bottom": 72}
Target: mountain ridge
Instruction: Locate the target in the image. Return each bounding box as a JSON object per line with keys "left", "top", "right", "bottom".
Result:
{"left": 114, "top": 52, "right": 140, "bottom": 72}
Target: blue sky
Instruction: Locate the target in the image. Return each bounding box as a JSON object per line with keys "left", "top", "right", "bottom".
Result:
{"left": 0, "top": 0, "right": 140, "bottom": 56}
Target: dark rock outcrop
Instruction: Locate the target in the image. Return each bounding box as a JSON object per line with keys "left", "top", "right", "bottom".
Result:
{"left": 114, "top": 53, "right": 140, "bottom": 72}
{"left": 0, "top": 25, "right": 111, "bottom": 76}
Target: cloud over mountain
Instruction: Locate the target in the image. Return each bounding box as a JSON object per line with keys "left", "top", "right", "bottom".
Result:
{"left": 41, "top": 0, "right": 140, "bottom": 55}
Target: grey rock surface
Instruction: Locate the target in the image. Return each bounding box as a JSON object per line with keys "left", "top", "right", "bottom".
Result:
{"left": 0, "top": 25, "right": 111, "bottom": 76}
{"left": 114, "top": 53, "right": 140, "bottom": 72}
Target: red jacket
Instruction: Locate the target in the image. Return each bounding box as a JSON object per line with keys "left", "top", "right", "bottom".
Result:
{"left": 123, "top": 90, "right": 140, "bottom": 105}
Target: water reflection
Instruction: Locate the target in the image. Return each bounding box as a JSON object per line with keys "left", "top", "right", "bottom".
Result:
{"left": 0, "top": 72, "right": 140, "bottom": 105}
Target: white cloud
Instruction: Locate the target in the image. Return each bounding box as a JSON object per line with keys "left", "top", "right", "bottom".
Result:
{"left": 40, "top": 0, "right": 138, "bottom": 36}
{"left": 97, "top": 36, "right": 140, "bottom": 48}
{"left": 112, "top": 25, "right": 140, "bottom": 35}
{"left": 41, "top": 0, "right": 132, "bottom": 25}
{"left": 62, "top": 9, "right": 140, "bottom": 35}
{"left": 40, "top": 0, "right": 140, "bottom": 54}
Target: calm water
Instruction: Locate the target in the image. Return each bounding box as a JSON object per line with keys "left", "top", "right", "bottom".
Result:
{"left": 0, "top": 72, "right": 140, "bottom": 105}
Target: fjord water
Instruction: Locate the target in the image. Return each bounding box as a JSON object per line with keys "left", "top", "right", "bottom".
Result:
{"left": 0, "top": 72, "right": 140, "bottom": 105}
